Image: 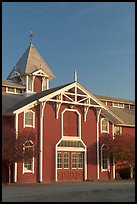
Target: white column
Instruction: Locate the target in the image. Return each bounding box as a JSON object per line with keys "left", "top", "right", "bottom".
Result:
{"left": 39, "top": 102, "right": 46, "bottom": 182}
{"left": 26, "top": 75, "right": 28, "bottom": 93}
{"left": 55, "top": 146, "right": 57, "bottom": 181}
{"left": 14, "top": 113, "right": 18, "bottom": 183}
{"left": 96, "top": 109, "right": 101, "bottom": 179}
{"left": 112, "top": 124, "right": 115, "bottom": 179}
{"left": 39, "top": 104, "right": 43, "bottom": 182}
{"left": 84, "top": 149, "right": 87, "bottom": 180}
{"left": 46, "top": 79, "right": 49, "bottom": 90}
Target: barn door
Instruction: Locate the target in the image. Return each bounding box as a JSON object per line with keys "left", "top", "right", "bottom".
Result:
{"left": 57, "top": 151, "right": 84, "bottom": 182}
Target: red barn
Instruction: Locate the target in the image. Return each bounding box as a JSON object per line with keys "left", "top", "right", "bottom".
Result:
{"left": 2, "top": 43, "right": 135, "bottom": 183}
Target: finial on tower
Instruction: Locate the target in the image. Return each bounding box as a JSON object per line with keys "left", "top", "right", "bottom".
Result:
{"left": 29, "top": 31, "right": 35, "bottom": 43}
{"left": 74, "top": 69, "right": 77, "bottom": 82}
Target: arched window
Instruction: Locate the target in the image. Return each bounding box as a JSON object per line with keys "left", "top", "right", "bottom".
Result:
{"left": 24, "top": 110, "right": 35, "bottom": 128}
{"left": 101, "top": 144, "right": 110, "bottom": 171}
{"left": 23, "top": 141, "right": 34, "bottom": 173}
{"left": 101, "top": 118, "right": 109, "bottom": 133}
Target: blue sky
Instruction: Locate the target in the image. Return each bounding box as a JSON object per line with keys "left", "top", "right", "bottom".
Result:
{"left": 2, "top": 2, "right": 135, "bottom": 100}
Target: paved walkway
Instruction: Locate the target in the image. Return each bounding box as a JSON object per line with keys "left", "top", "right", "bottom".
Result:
{"left": 2, "top": 180, "right": 135, "bottom": 202}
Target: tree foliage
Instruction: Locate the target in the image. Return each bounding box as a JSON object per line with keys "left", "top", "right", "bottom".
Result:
{"left": 100, "top": 133, "right": 135, "bottom": 167}
{"left": 2, "top": 125, "right": 37, "bottom": 182}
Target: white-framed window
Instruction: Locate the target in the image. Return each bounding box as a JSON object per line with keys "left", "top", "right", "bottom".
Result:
{"left": 24, "top": 110, "right": 35, "bottom": 128}
{"left": 6, "top": 87, "right": 15, "bottom": 93}
{"left": 112, "top": 102, "right": 119, "bottom": 108}
{"left": 16, "top": 88, "right": 23, "bottom": 94}
{"left": 101, "top": 118, "right": 109, "bottom": 133}
{"left": 23, "top": 141, "right": 34, "bottom": 173}
{"left": 112, "top": 102, "right": 124, "bottom": 109}
{"left": 101, "top": 144, "right": 110, "bottom": 172}
{"left": 64, "top": 152, "right": 69, "bottom": 169}
{"left": 118, "top": 103, "right": 124, "bottom": 108}
{"left": 72, "top": 153, "right": 77, "bottom": 169}
{"left": 114, "top": 126, "right": 122, "bottom": 135}
{"left": 28, "top": 76, "right": 33, "bottom": 91}
{"left": 78, "top": 153, "right": 83, "bottom": 169}
{"left": 57, "top": 152, "right": 62, "bottom": 169}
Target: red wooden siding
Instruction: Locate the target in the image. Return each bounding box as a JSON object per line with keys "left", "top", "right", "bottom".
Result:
{"left": 2, "top": 86, "right": 6, "bottom": 92}
{"left": 63, "top": 111, "right": 78, "bottom": 136}
{"left": 57, "top": 151, "right": 84, "bottom": 182}
{"left": 34, "top": 76, "right": 42, "bottom": 92}
{"left": 17, "top": 105, "right": 40, "bottom": 183}
{"left": 81, "top": 107, "right": 97, "bottom": 180}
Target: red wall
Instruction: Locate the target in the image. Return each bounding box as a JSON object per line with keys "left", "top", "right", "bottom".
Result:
{"left": 34, "top": 76, "right": 42, "bottom": 92}
{"left": 43, "top": 102, "right": 61, "bottom": 182}
{"left": 122, "top": 126, "right": 135, "bottom": 136}
{"left": 63, "top": 111, "right": 78, "bottom": 136}
{"left": 2, "top": 86, "right": 6, "bottom": 92}
{"left": 42, "top": 103, "right": 98, "bottom": 182}
{"left": 17, "top": 105, "right": 40, "bottom": 183}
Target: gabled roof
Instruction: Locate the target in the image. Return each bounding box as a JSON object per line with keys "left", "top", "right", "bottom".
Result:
{"left": 109, "top": 107, "right": 135, "bottom": 126}
{"left": 7, "top": 82, "right": 73, "bottom": 113}
{"left": 7, "top": 43, "right": 56, "bottom": 80}
{"left": 2, "top": 81, "right": 135, "bottom": 126}
{"left": 95, "top": 94, "right": 135, "bottom": 104}
{"left": 2, "top": 93, "right": 26, "bottom": 114}
{"left": 2, "top": 80, "right": 25, "bottom": 89}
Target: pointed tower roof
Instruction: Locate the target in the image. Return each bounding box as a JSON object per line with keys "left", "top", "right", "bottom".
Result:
{"left": 7, "top": 43, "right": 56, "bottom": 80}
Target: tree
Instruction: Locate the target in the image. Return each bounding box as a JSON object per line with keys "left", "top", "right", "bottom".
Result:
{"left": 100, "top": 133, "right": 135, "bottom": 179}
{"left": 2, "top": 126, "right": 37, "bottom": 183}
{"left": 2, "top": 126, "right": 17, "bottom": 183}
{"left": 108, "top": 133, "right": 135, "bottom": 179}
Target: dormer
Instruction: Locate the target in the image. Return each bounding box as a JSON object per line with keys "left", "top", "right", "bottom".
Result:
{"left": 7, "top": 43, "right": 56, "bottom": 94}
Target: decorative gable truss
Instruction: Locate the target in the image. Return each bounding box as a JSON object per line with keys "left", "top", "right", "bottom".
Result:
{"left": 39, "top": 82, "right": 107, "bottom": 121}
{"left": 9, "top": 70, "right": 21, "bottom": 79}
{"left": 32, "top": 68, "right": 49, "bottom": 78}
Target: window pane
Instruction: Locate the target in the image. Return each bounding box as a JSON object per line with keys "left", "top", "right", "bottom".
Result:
{"left": 57, "top": 153, "right": 62, "bottom": 168}
{"left": 102, "top": 119, "right": 108, "bottom": 132}
{"left": 24, "top": 160, "right": 32, "bottom": 171}
{"left": 25, "top": 111, "right": 33, "bottom": 126}
{"left": 78, "top": 153, "right": 83, "bottom": 168}
{"left": 64, "top": 153, "right": 69, "bottom": 168}
{"left": 72, "top": 153, "right": 77, "bottom": 168}
{"left": 7, "top": 87, "right": 14, "bottom": 92}
{"left": 101, "top": 145, "right": 109, "bottom": 170}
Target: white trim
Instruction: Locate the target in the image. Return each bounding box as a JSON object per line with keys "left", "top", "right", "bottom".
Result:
{"left": 13, "top": 101, "right": 38, "bottom": 114}
{"left": 9, "top": 70, "right": 21, "bottom": 79}
{"left": 84, "top": 148, "right": 87, "bottom": 180}
{"left": 116, "top": 123, "right": 135, "bottom": 127}
{"left": 96, "top": 108, "right": 101, "bottom": 179}
{"left": 100, "top": 144, "right": 110, "bottom": 172}
{"left": 61, "top": 108, "right": 81, "bottom": 138}
{"left": 55, "top": 143, "right": 58, "bottom": 181}
{"left": 55, "top": 137, "right": 87, "bottom": 181}
{"left": 39, "top": 102, "right": 46, "bottom": 182}
{"left": 24, "top": 110, "right": 35, "bottom": 128}
{"left": 47, "top": 79, "right": 49, "bottom": 90}
{"left": 23, "top": 157, "right": 34, "bottom": 174}
{"left": 6, "top": 86, "right": 15, "bottom": 93}
{"left": 14, "top": 113, "right": 18, "bottom": 183}
{"left": 101, "top": 118, "right": 109, "bottom": 134}
{"left": 32, "top": 69, "right": 48, "bottom": 77}
{"left": 112, "top": 102, "right": 124, "bottom": 109}
{"left": 112, "top": 124, "right": 115, "bottom": 179}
